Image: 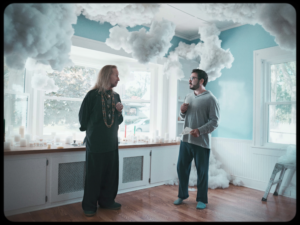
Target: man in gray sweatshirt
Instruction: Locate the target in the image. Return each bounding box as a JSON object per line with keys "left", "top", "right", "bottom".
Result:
{"left": 173, "top": 69, "right": 220, "bottom": 209}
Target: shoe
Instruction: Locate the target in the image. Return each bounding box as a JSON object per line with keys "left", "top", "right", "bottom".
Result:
{"left": 99, "top": 202, "right": 121, "bottom": 210}
{"left": 174, "top": 198, "right": 183, "bottom": 205}
{"left": 84, "top": 210, "right": 96, "bottom": 217}
{"left": 196, "top": 201, "right": 206, "bottom": 209}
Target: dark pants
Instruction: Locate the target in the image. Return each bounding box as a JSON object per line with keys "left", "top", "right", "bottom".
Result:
{"left": 177, "top": 141, "right": 210, "bottom": 203}
{"left": 82, "top": 150, "right": 119, "bottom": 212}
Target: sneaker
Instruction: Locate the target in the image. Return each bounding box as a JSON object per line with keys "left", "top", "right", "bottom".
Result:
{"left": 99, "top": 202, "right": 121, "bottom": 210}
{"left": 84, "top": 210, "right": 96, "bottom": 217}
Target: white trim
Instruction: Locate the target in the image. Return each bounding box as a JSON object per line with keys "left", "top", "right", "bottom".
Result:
{"left": 252, "top": 46, "right": 296, "bottom": 149}
{"left": 121, "top": 99, "right": 151, "bottom": 104}
{"left": 43, "top": 96, "right": 83, "bottom": 101}
{"left": 219, "top": 23, "right": 245, "bottom": 32}
{"left": 180, "top": 79, "right": 189, "bottom": 82}
{"left": 4, "top": 181, "right": 167, "bottom": 217}
{"left": 71, "top": 35, "right": 133, "bottom": 59}
{"left": 174, "top": 30, "right": 196, "bottom": 41}
{"left": 211, "top": 136, "right": 252, "bottom": 144}
{"left": 188, "top": 34, "right": 200, "bottom": 42}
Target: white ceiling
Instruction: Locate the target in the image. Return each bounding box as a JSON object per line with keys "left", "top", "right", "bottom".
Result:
{"left": 149, "top": 4, "right": 244, "bottom": 41}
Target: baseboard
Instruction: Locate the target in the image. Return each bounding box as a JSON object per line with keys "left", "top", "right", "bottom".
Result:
{"left": 231, "top": 175, "right": 296, "bottom": 199}
{"left": 4, "top": 181, "right": 167, "bottom": 217}
{"left": 4, "top": 197, "right": 83, "bottom": 217}
{"left": 118, "top": 181, "right": 167, "bottom": 194}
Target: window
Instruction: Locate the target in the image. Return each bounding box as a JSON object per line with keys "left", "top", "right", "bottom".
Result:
{"left": 4, "top": 37, "right": 158, "bottom": 142}
{"left": 4, "top": 62, "right": 30, "bottom": 137}
{"left": 114, "top": 70, "right": 151, "bottom": 138}
{"left": 267, "top": 62, "right": 296, "bottom": 144}
{"left": 42, "top": 65, "right": 98, "bottom": 140}
{"left": 253, "top": 46, "right": 296, "bottom": 149}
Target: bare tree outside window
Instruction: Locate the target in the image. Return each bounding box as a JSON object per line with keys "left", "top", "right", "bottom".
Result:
{"left": 43, "top": 65, "right": 98, "bottom": 137}
{"left": 268, "top": 61, "right": 296, "bottom": 144}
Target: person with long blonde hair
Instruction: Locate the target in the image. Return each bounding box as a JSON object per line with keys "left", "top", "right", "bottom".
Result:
{"left": 79, "top": 65, "right": 124, "bottom": 217}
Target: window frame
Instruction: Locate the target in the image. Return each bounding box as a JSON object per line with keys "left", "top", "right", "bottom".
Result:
{"left": 4, "top": 66, "right": 31, "bottom": 136}
{"left": 30, "top": 38, "right": 158, "bottom": 140}
{"left": 252, "top": 46, "right": 296, "bottom": 150}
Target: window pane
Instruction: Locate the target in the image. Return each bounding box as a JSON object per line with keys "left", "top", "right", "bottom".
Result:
{"left": 4, "top": 63, "right": 26, "bottom": 93}
{"left": 4, "top": 93, "right": 28, "bottom": 135}
{"left": 270, "top": 61, "right": 296, "bottom": 102}
{"left": 45, "top": 65, "right": 98, "bottom": 98}
{"left": 268, "top": 104, "right": 296, "bottom": 145}
{"left": 43, "top": 99, "right": 84, "bottom": 139}
{"left": 118, "top": 103, "right": 150, "bottom": 138}
{"left": 118, "top": 71, "right": 151, "bottom": 101}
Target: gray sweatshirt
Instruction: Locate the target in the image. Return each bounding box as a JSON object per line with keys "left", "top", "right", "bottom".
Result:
{"left": 179, "top": 90, "right": 220, "bottom": 149}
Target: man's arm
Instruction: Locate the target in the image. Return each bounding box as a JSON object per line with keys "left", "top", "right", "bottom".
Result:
{"left": 117, "top": 94, "right": 123, "bottom": 125}
{"left": 197, "top": 99, "right": 220, "bottom": 135}
{"left": 179, "top": 96, "right": 188, "bottom": 120}
{"left": 78, "top": 91, "right": 93, "bottom": 131}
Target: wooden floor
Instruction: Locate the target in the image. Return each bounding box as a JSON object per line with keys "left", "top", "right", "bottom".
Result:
{"left": 6, "top": 184, "right": 296, "bottom": 222}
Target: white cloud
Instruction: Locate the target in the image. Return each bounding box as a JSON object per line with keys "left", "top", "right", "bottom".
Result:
{"left": 165, "top": 150, "right": 243, "bottom": 189}
{"left": 197, "top": 3, "right": 296, "bottom": 51}
{"left": 76, "top": 4, "right": 160, "bottom": 27}
{"left": 163, "top": 52, "right": 185, "bottom": 79}
{"left": 105, "top": 26, "right": 132, "bottom": 53}
{"left": 4, "top": 3, "right": 77, "bottom": 71}
{"left": 163, "top": 23, "right": 234, "bottom": 82}
{"left": 277, "top": 145, "right": 296, "bottom": 165}
{"left": 44, "top": 78, "right": 59, "bottom": 93}
{"left": 106, "top": 19, "right": 176, "bottom": 64}
{"left": 31, "top": 70, "right": 59, "bottom": 93}
{"left": 197, "top": 3, "right": 260, "bottom": 25}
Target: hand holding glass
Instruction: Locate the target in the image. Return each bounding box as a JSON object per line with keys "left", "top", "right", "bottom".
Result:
{"left": 180, "top": 103, "right": 189, "bottom": 113}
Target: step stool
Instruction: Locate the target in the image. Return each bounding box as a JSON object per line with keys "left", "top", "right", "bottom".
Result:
{"left": 262, "top": 162, "right": 296, "bottom": 201}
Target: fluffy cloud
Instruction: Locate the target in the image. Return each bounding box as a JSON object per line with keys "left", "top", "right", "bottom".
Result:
{"left": 25, "top": 58, "right": 59, "bottom": 93}
{"left": 76, "top": 4, "right": 160, "bottom": 27}
{"left": 197, "top": 3, "right": 296, "bottom": 51}
{"left": 106, "top": 19, "right": 176, "bottom": 64}
{"left": 163, "top": 52, "right": 184, "bottom": 79}
{"left": 197, "top": 3, "right": 260, "bottom": 25}
{"left": 4, "top": 3, "right": 77, "bottom": 71}
{"left": 277, "top": 145, "right": 296, "bottom": 165}
{"left": 163, "top": 23, "right": 234, "bottom": 82}
{"left": 165, "top": 150, "right": 243, "bottom": 189}
{"left": 30, "top": 69, "right": 59, "bottom": 94}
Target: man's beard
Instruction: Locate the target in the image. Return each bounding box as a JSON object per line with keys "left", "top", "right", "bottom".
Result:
{"left": 189, "top": 83, "right": 199, "bottom": 90}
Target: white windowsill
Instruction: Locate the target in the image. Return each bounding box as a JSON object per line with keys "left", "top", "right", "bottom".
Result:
{"left": 251, "top": 145, "right": 286, "bottom": 151}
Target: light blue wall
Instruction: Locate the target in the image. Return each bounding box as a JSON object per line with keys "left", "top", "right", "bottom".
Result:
{"left": 73, "top": 16, "right": 279, "bottom": 140}
{"left": 72, "top": 15, "right": 191, "bottom": 57}
{"left": 206, "top": 24, "right": 278, "bottom": 140}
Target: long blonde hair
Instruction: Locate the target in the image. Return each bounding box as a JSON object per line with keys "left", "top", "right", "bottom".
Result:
{"left": 91, "top": 65, "right": 117, "bottom": 92}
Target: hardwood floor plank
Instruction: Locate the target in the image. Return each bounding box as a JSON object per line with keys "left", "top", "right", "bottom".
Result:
{"left": 5, "top": 184, "right": 296, "bottom": 222}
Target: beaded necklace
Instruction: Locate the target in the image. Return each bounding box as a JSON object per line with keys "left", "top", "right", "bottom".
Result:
{"left": 101, "top": 90, "right": 115, "bottom": 128}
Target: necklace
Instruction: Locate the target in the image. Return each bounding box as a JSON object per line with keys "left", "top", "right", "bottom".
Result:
{"left": 101, "top": 90, "right": 115, "bottom": 128}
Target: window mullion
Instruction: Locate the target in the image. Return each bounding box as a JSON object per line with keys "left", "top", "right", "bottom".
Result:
{"left": 38, "top": 91, "right": 45, "bottom": 137}
{"left": 263, "top": 61, "right": 269, "bottom": 145}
